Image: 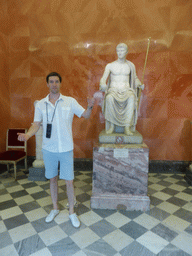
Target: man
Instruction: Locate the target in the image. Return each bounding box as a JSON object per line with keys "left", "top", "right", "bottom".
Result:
{"left": 18, "top": 72, "right": 94, "bottom": 228}
{"left": 100, "top": 43, "right": 144, "bottom": 135}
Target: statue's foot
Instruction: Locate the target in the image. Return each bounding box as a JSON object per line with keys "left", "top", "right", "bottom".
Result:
{"left": 124, "top": 126, "right": 133, "bottom": 136}
{"left": 106, "top": 124, "right": 114, "bottom": 134}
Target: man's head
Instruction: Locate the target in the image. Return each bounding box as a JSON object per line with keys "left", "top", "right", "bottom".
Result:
{"left": 46, "top": 72, "right": 62, "bottom": 83}
{"left": 46, "top": 72, "right": 62, "bottom": 95}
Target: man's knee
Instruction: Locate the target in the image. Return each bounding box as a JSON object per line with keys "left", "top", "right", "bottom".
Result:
{"left": 65, "top": 180, "right": 73, "bottom": 186}
{"left": 50, "top": 176, "right": 58, "bottom": 183}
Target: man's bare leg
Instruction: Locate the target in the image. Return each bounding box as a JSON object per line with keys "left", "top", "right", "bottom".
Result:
{"left": 124, "top": 126, "right": 133, "bottom": 136}
{"left": 66, "top": 179, "right": 80, "bottom": 228}
{"left": 45, "top": 176, "right": 59, "bottom": 222}
{"left": 65, "top": 180, "right": 75, "bottom": 215}
{"left": 50, "top": 176, "right": 59, "bottom": 210}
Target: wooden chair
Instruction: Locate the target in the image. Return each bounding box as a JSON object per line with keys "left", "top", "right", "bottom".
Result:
{"left": 0, "top": 128, "right": 27, "bottom": 180}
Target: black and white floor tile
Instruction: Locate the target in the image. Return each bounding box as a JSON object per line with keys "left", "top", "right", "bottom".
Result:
{"left": 0, "top": 169, "right": 192, "bottom": 256}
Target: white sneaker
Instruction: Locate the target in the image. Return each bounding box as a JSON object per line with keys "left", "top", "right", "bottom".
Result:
{"left": 45, "top": 209, "right": 59, "bottom": 223}
{"left": 69, "top": 213, "right": 80, "bottom": 228}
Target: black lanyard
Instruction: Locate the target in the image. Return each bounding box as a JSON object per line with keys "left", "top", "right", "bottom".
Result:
{"left": 46, "top": 100, "right": 59, "bottom": 123}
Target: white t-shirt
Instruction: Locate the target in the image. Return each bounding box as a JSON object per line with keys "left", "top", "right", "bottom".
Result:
{"left": 34, "top": 94, "right": 85, "bottom": 153}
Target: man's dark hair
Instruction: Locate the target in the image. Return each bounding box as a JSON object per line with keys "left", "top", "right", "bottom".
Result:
{"left": 46, "top": 72, "right": 62, "bottom": 83}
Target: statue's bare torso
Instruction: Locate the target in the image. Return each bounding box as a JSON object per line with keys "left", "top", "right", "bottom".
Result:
{"left": 107, "top": 61, "right": 131, "bottom": 91}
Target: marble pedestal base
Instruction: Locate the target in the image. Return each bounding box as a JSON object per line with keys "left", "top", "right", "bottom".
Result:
{"left": 28, "top": 167, "right": 47, "bottom": 181}
{"left": 91, "top": 194, "right": 150, "bottom": 211}
{"left": 184, "top": 166, "right": 192, "bottom": 185}
{"left": 99, "top": 130, "right": 143, "bottom": 144}
{"left": 91, "top": 143, "right": 150, "bottom": 211}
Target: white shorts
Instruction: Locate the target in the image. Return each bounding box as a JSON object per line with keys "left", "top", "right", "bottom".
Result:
{"left": 42, "top": 149, "right": 74, "bottom": 180}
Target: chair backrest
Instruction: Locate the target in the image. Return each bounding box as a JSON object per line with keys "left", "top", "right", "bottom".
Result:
{"left": 6, "top": 128, "right": 27, "bottom": 153}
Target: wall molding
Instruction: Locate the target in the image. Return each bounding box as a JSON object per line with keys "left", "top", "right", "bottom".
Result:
{"left": 0, "top": 157, "right": 190, "bottom": 175}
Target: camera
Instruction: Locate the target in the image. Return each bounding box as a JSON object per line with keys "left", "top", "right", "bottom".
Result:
{"left": 46, "top": 123, "right": 52, "bottom": 138}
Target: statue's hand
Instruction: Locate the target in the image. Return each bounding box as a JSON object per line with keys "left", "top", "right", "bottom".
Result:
{"left": 87, "top": 97, "right": 95, "bottom": 108}
{"left": 139, "top": 84, "right": 145, "bottom": 90}
{"left": 99, "top": 83, "right": 108, "bottom": 92}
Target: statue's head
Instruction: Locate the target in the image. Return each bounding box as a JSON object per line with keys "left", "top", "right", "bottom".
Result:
{"left": 116, "top": 43, "right": 128, "bottom": 53}
{"left": 116, "top": 43, "right": 128, "bottom": 59}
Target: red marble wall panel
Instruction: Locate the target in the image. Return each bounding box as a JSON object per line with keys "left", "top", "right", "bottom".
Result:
{"left": 0, "top": 77, "right": 11, "bottom": 152}
{"left": 137, "top": 118, "right": 191, "bottom": 161}
{"left": 0, "top": 0, "right": 192, "bottom": 161}
{"left": 0, "top": 1, "right": 10, "bottom": 152}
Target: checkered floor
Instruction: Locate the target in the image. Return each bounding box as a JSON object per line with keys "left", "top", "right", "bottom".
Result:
{"left": 0, "top": 169, "right": 192, "bottom": 256}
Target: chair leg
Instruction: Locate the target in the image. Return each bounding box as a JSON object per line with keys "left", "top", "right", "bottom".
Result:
{"left": 7, "top": 164, "right": 10, "bottom": 173}
{"left": 14, "top": 163, "right": 17, "bottom": 180}
{"left": 24, "top": 157, "right": 27, "bottom": 171}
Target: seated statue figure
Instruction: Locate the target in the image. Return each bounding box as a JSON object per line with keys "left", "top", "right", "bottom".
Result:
{"left": 99, "top": 43, "right": 144, "bottom": 136}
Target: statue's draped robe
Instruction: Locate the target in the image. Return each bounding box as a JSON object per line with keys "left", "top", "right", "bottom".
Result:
{"left": 102, "top": 60, "right": 141, "bottom": 129}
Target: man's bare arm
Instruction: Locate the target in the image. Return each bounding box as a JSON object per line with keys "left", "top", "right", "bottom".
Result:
{"left": 17, "top": 122, "right": 41, "bottom": 141}
{"left": 81, "top": 97, "right": 95, "bottom": 119}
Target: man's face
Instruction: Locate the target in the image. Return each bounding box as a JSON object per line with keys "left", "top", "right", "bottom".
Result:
{"left": 116, "top": 47, "right": 128, "bottom": 59}
{"left": 47, "top": 76, "right": 61, "bottom": 94}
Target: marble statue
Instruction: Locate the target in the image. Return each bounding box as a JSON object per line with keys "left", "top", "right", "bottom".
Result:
{"left": 99, "top": 43, "right": 144, "bottom": 136}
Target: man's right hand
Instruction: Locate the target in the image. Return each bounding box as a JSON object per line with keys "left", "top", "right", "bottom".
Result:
{"left": 17, "top": 122, "right": 41, "bottom": 142}
{"left": 17, "top": 133, "right": 30, "bottom": 142}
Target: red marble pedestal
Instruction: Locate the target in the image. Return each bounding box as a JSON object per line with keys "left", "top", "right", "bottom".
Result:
{"left": 91, "top": 143, "right": 150, "bottom": 211}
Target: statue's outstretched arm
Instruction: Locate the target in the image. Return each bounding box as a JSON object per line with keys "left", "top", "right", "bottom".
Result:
{"left": 133, "top": 73, "right": 144, "bottom": 91}
{"left": 100, "top": 65, "right": 110, "bottom": 92}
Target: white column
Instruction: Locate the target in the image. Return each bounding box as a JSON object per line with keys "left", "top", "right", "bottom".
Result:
{"left": 32, "top": 100, "right": 44, "bottom": 168}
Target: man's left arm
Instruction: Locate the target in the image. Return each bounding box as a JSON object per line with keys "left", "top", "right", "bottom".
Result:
{"left": 81, "top": 97, "right": 95, "bottom": 119}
